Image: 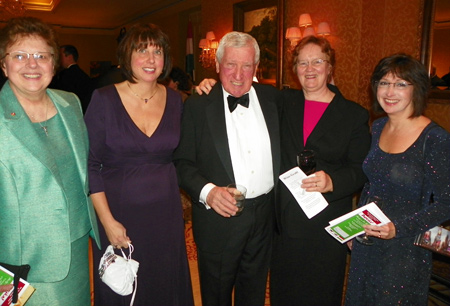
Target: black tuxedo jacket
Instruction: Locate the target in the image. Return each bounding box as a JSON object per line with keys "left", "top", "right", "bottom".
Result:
{"left": 277, "top": 84, "right": 371, "bottom": 239}
{"left": 174, "top": 82, "right": 281, "bottom": 252}
{"left": 53, "top": 64, "right": 94, "bottom": 113}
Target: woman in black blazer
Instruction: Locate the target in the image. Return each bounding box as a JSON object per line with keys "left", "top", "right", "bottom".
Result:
{"left": 270, "top": 36, "right": 371, "bottom": 306}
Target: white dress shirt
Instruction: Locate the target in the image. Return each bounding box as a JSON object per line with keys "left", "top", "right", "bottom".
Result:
{"left": 200, "top": 86, "right": 274, "bottom": 208}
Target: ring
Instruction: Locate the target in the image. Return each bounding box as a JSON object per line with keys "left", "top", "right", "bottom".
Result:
{"left": 378, "top": 234, "right": 381, "bottom": 238}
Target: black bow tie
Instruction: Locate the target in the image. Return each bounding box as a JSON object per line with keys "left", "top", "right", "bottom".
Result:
{"left": 227, "top": 93, "right": 249, "bottom": 112}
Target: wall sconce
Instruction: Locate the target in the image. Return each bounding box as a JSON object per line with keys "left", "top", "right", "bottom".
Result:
{"left": 299, "top": 13, "right": 313, "bottom": 27}
{"left": 285, "top": 27, "right": 302, "bottom": 48}
{"left": 317, "top": 22, "right": 331, "bottom": 36}
{"left": 303, "top": 27, "right": 316, "bottom": 37}
{"left": 286, "top": 14, "right": 331, "bottom": 49}
{"left": 199, "top": 31, "right": 218, "bottom": 68}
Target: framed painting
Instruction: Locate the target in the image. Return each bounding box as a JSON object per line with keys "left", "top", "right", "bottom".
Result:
{"left": 233, "top": 0, "right": 284, "bottom": 88}
{"left": 421, "top": 0, "right": 450, "bottom": 102}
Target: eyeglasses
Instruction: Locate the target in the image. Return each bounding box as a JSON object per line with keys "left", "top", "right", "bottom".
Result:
{"left": 377, "top": 81, "right": 413, "bottom": 90}
{"left": 297, "top": 58, "right": 329, "bottom": 69}
{"left": 4, "top": 51, "right": 54, "bottom": 63}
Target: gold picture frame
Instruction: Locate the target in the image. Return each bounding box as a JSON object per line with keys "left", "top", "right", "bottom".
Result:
{"left": 233, "top": 0, "right": 284, "bottom": 89}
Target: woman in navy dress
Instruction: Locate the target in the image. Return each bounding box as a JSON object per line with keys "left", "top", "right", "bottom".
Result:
{"left": 345, "top": 54, "right": 450, "bottom": 305}
{"left": 85, "top": 23, "right": 194, "bottom": 306}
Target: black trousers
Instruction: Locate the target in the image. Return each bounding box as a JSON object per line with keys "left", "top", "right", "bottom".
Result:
{"left": 197, "top": 192, "right": 273, "bottom": 306}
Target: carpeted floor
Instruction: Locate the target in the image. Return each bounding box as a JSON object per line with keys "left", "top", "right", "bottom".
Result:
{"left": 87, "top": 202, "right": 449, "bottom": 306}
{"left": 185, "top": 221, "right": 201, "bottom": 306}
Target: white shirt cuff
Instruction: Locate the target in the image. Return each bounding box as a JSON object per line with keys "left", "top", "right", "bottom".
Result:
{"left": 199, "top": 183, "right": 216, "bottom": 210}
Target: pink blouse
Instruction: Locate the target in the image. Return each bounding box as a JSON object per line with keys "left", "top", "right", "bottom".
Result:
{"left": 303, "top": 100, "right": 329, "bottom": 146}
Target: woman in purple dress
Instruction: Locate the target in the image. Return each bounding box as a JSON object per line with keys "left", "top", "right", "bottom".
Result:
{"left": 85, "top": 23, "right": 194, "bottom": 306}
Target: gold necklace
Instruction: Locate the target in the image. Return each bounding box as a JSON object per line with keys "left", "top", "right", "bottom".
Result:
{"left": 127, "top": 82, "right": 158, "bottom": 103}
{"left": 28, "top": 100, "right": 49, "bottom": 136}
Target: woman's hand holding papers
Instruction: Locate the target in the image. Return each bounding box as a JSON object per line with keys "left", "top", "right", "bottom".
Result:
{"left": 363, "top": 222, "right": 396, "bottom": 240}
{"left": 301, "top": 170, "right": 334, "bottom": 193}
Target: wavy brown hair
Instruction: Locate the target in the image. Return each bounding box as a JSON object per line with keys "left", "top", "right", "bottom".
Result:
{"left": 117, "top": 23, "right": 172, "bottom": 83}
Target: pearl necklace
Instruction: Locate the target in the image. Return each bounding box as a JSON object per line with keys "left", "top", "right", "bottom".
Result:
{"left": 127, "top": 82, "right": 158, "bottom": 103}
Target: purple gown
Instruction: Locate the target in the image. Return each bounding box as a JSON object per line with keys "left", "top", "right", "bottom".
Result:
{"left": 85, "top": 85, "right": 193, "bottom": 306}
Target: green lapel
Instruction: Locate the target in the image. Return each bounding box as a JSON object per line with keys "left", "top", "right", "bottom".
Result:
{"left": 0, "top": 81, "right": 63, "bottom": 185}
{"left": 47, "top": 89, "right": 88, "bottom": 183}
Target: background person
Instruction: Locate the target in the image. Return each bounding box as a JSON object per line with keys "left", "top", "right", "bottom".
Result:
{"left": 85, "top": 23, "right": 193, "bottom": 306}
{"left": 270, "top": 35, "right": 371, "bottom": 306}
{"left": 430, "top": 65, "right": 447, "bottom": 88}
{"left": 94, "top": 64, "right": 125, "bottom": 89}
{"left": 345, "top": 54, "right": 450, "bottom": 305}
{"left": 174, "top": 31, "right": 281, "bottom": 306}
{"left": 51, "top": 44, "right": 94, "bottom": 113}
{"left": 0, "top": 17, "right": 100, "bottom": 306}
{"left": 165, "top": 66, "right": 193, "bottom": 102}
{"left": 441, "top": 66, "right": 450, "bottom": 88}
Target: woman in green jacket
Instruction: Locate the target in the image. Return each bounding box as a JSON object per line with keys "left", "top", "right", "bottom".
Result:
{"left": 0, "top": 17, "right": 100, "bottom": 306}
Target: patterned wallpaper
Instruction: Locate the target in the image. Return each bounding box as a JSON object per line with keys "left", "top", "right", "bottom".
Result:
{"left": 200, "top": 0, "right": 448, "bottom": 128}
{"left": 282, "top": 0, "right": 424, "bottom": 109}
{"left": 426, "top": 102, "right": 450, "bottom": 132}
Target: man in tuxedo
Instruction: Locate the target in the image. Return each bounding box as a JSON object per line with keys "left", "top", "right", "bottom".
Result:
{"left": 174, "top": 31, "right": 280, "bottom": 306}
{"left": 51, "top": 45, "right": 94, "bottom": 113}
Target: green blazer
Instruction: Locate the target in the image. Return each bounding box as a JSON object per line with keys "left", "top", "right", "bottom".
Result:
{"left": 0, "top": 81, "right": 100, "bottom": 282}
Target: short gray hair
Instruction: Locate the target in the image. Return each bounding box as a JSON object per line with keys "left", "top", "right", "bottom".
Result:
{"left": 215, "top": 31, "right": 260, "bottom": 65}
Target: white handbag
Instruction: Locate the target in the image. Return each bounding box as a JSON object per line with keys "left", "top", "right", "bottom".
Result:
{"left": 98, "top": 243, "right": 139, "bottom": 305}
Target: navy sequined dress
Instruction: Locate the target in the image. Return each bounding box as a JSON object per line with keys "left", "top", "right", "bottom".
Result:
{"left": 345, "top": 117, "right": 450, "bottom": 306}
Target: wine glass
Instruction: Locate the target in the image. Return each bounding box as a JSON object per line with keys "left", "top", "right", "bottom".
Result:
{"left": 297, "top": 150, "right": 316, "bottom": 175}
{"left": 226, "top": 184, "right": 247, "bottom": 217}
{"left": 355, "top": 197, "right": 383, "bottom": 246}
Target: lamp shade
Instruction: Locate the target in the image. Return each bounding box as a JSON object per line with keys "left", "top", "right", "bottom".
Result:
{"left": 286, "top": 27, "right": 302, "bottom": 40}
{"left": 317, "top": 22, "right": 331, "bottom": 36}
{"left": 199, "top": 38, "right": 209, "bottom": 49}
{"left": 210, "top": 40, "right": 218, "bottom": 49}
{"left": 303, "top": 27, "right": 316, "bottom": 37}
{"left": 299, "top": 13, "right": 312, "bottom": 27}
{"left": 206, "top": 31, "right": 216, "bottom": 40}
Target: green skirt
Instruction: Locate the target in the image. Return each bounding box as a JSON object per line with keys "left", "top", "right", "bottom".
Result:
{"left": 27, "top": 234, "right": 90, "bottom": 306}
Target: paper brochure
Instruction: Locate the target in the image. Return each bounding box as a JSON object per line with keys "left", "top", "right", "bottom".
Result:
{"left": 0, "top": 265, "right": 35, "bottom": 306}
{"left": 279, "top": 167, "right": 328, "bottom": 219}
{"left": 325, "top": 202, "right": 391, "bottom": 243}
